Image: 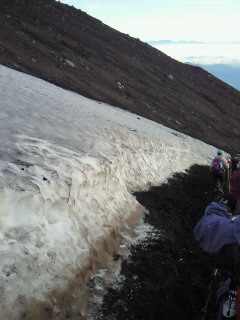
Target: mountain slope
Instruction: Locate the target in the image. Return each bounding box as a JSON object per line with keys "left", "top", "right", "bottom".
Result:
{"left": 1, "top": 0, "right": 240, "bottom": 154}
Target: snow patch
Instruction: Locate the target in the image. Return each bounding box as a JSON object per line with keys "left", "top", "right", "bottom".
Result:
{"left": 0, "top": 64, "right": 218, "bottom": 317}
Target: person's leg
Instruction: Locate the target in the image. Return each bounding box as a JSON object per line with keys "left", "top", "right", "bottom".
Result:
{"left": 233, "top": 201, "right": 240, "bottom": 215}
{"left": 212, "top": 172, "right": 220, "bottom": 190}
{"left": 217, "top": 178, "right": 222, "bottom": 189}
{"left": 220, "top": 172, "right": 226, "bottom": 191}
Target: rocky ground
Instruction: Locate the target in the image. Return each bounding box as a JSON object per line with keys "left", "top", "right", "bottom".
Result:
{"left": 1, "top": 1, "right": 239, "bottom": 319}
{"left": 96, "top": 165, "right": 221, "bottom": 320}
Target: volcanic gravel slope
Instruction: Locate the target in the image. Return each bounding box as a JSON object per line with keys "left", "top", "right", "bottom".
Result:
{"left": 1, "top": 1, "right": 240, "bottom": 319}
{"left": 1, "top": 0, "right": 240, "bottom": 155}
{"left": 97, "top": 165, "right": 219, "bottom": 320}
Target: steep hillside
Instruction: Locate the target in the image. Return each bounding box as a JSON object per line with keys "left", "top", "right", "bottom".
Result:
{"left": 1, "top": 0, "right": 240, "bottom": 154}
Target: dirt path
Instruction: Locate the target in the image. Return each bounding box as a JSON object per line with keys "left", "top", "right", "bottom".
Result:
{"left": 96, "top": 165, "right": 217, "bottom": 320}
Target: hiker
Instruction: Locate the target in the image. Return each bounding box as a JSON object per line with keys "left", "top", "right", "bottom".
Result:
{"left": 193, "top": 194, "right": 240, "bottom": 319}
{"left": 193, "top": 193, "right": 239, "bottom": 264}
{"left": 210, "top": 149, "right": 229, "bottom": 192}
{"left": 230, "top": 163, "right": 240, "bottom": 214}
{"left": 232, "top": 152, "right": 240, "bottom": 173}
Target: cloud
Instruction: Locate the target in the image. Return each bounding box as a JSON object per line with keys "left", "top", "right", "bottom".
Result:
{"left": 153, "top": 42, "right": 240, "bottom": 66}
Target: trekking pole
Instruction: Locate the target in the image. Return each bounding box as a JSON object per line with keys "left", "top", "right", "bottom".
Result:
{"left": 199, "top": 266, "right": 218, "bottom": 320}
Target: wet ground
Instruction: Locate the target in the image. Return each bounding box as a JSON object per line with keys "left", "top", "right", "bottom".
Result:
{"left": 96, "top": 165, "right": 220, "bottom": 320}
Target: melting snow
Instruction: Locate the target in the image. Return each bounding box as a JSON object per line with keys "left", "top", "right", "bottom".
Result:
{"left": 0, "top": 64, "right": 217, "bottom": 317}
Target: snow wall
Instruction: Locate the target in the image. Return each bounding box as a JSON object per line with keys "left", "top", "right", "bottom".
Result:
{"left": 0, "top": 65, "right": 218, "bottom": 318}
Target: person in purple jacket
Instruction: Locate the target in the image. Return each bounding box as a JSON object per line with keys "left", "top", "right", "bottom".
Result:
{"left": 210, "top": 149, "right": 229, "bottom": 193}
{"left": 230, "top": 163, "right": 240, "bottom": 214}
{"left": 193, "top": 193, "right": 239, "bottom": 263}
{"left": 194, "top": 194, "right": 240, "bottom": 319}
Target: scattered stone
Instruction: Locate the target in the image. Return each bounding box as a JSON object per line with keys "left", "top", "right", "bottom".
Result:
{"left": 116, "top": 81, "right": 124, "bottom": 89}
{"left": 65, "top": 59, "right": 75, "bottom": 68}
{"left": 50, "top": 50, "right": 57, "bottom": 57}
{"left": 233, "top": 129, "right": 240, "bottom": 136}
{"left": 167, "top": 74, "right": 174, "bottom": 80}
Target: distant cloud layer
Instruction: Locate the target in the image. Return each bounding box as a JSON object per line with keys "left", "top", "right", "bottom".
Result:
{"left": 148, "top": 40, "right": 240, "bottom": 45}
{"left": 151, "top": 42, "right": 240, "bottom": 66}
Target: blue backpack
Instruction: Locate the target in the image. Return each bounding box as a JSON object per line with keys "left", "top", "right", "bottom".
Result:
{"left": 211, "top": 157, "right": 222, "bottom": 173}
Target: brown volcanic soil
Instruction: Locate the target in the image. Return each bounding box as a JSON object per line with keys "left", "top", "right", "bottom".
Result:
{"left": 1, "top": 0, "right": 240, "bottom": 155}
{"left": 1, "top": 1, "right": 239, "bottom": 319}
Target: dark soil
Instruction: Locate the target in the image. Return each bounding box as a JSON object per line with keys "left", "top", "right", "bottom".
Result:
{"left": 97, "top": 165, "right": 224, "bottom": 320}
{"left": 1, "top": 0, "right": 240, "bottom": 155}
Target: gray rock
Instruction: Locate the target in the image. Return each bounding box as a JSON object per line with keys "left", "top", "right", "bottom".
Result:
{"left": 65, "top": 59, "right": 75, "bottom": 68}
{"left": 167, "top": 74, "right": 174, "bottom": 80}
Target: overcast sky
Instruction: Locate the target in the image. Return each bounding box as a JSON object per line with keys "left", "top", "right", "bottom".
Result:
{"left": 59, "top": 0, "right": 240, "bottom": 42}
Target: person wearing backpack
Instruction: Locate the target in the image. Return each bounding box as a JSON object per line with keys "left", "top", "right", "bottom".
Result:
{"left": 210, "top": 149, "right": 229, "bottom": 192}
{"left": 232, "top": 152, "right": 240, "bottom": 173}
{"left": 193, "top": 193, "right": 239, "bottom": 260}
{"left": 230, "top": 163, "right": 240, "bottom": 214}
{"left": 193, "top": 194, "right": 240, "bottom": 320}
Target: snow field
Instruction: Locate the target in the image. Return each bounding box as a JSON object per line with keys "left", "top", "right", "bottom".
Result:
{"left": 0, "top": 65, "right": 218, "bottom": 317}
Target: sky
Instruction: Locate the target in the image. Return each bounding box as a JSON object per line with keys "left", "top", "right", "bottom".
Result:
{"left": 59, "top": 0, "right": 240, "bottom": 42}
{"left": 0, "top": 64, "right": 216, "bottom": 318}
{"left": 59, "top": 0, "right": 240, "bottom": 90}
